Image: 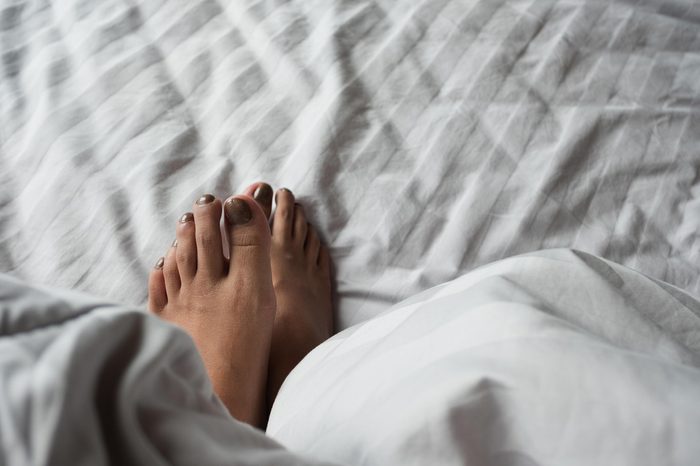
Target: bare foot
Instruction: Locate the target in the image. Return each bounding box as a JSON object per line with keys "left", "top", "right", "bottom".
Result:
{"left": 247, "top": 186, "right": 334, "bottom": 411}
{"left": 147, "top": 193, "right": 276, "bottom": 429}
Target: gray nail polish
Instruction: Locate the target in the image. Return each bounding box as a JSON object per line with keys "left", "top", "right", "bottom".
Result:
{"left": 224, "top": 198, "right": 253, "bottom": 225}
{"left": 253, "top": 183, "right": 273, "bottom": 206}
{"left": 196, "top": 194, "right": 215, "bottom": 205}
{"left": 276, "top": 187, "right": 293, "bottom": 203}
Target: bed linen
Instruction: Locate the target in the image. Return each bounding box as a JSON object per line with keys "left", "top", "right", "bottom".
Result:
{"left": 2, "top": 248, "right": 699, "bottom": 465}
{"left": 267, "top": 248, "right": 700, "bottom": 466}
{"left": 0, "top": 273, "right": 333, "bottom": 466}
{"left": 1, "top": 0, "right": 700, "bottom": 330}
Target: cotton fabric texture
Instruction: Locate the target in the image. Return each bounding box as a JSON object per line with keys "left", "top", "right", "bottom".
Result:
{"left": 1, "top": 0, "right": 699, "bottom": 330}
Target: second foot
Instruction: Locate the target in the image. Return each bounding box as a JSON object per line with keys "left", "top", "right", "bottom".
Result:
{"left": 250, "top": 185, "right": 334, "bottom": 410}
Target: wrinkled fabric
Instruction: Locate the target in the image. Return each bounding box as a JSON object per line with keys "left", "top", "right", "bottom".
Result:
{"left": 0, "top": 274, "right": 333, "bottom": 466}
{"left": 1, "top": 0, "right": 700, "bottom": 330}
{"left": 268, "top": 249, "right": 700, "bottom": 466}
{"left": 2, "top": 250, "right": 699, "bottom": 465}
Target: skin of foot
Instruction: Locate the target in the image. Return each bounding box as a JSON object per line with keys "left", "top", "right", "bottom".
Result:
{"left": 243, "top": 184, "right": 334, "bottom": 413}
{"left": 147, "top": 193, "right": 276, "bottom": 429}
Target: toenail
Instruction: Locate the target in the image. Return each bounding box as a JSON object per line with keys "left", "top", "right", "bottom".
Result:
{"left": 276, "top": 188, "right": 293, "bottom": 203}
{"left": 253, "top": 183, "right": 273, "bottom": 204}
{"left": 154, "top": 257, "right": 164, "bottom": 269}
{"left": 172, "top": 239, "right": 178, "bottom": 247}
{"left": 224, "top": 198, "right": 253, "bottom": 225}
{"left": 196, "top": 194, "right": 215, "bottom": 205}
{"left": 180, "top": 212, "right": 194, "bottom": 223}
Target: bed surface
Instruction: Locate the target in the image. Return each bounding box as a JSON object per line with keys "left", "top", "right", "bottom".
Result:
{"left": 1, "top": 0, "right": 699, "bottom": 329}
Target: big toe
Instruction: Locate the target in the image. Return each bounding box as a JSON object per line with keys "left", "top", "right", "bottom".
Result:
{"left": 242, "top": 182, "right": 274, "bottom": 221}
{"left": 254, "top": 183, "right": 274, "bottom": 220}
{"left": 223, "top": 195, "right": 274, "bottom": 283}
{"left": 272, "top": 188, "right": 295, "bottom": 240}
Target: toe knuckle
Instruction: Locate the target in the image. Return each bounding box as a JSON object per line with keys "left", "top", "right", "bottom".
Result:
{"left": 232, "top": 231, "right": 264, "bottom": 247}
{"left": 177, "top": 250, "right": 195, "bottom": 266}
{"left": 196, "top": 230, "right": 218, "bottom": 249}
{"left": 162, "top": 258, "right": 176, "bottom": 271}
{"left": 280, "top": 207, "right": 293, "bottom": 220}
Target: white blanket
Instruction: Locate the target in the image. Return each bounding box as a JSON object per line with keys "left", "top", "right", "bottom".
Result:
{"left": 2, "top": 249, "right": 699, "bottom": 465}
{"left": 0, "top": 273, "right": 332, "bottom": 466}
{"left": 2, "top": 0, "right": 700, "bottom": 329}
{"left": 267, "top": 249, "right": 700, "bottom": 465}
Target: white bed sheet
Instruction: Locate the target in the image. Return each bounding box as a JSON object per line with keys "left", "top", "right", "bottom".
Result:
{"left": 1, "top": 0, "right": 699, "bottom": 330}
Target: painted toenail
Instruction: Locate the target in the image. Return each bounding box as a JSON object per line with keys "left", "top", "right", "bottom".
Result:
{"left": 180, "top": 212, "right": 194, "bottom": 223}
{"left": 276, "top": 188, "right": 293, "bottom": 203}
{"left": 172, "top": 239, "right": 178, "bottom": 247}
{"left": 224, "top": 198, "right": 253, "bottom": 225}
{"left": 155, "top": 257, "right": 164, "bottom": 269}
{"left": 253, "top": 183, "right": 273, "bottom": 205}
{"left": 196, "top": 194, "right": 215, "bottom": 205}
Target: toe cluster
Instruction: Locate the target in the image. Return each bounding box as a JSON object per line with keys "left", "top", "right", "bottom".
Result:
{"left": 148, "top": 190, "right": 272, "bottom": 311}
{"left": 148, "top": 183, "right": 331, "bottom": 312}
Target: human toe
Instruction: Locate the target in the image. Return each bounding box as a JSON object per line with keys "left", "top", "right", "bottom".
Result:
{"left": 272, "top": 188, "right": 295, "bottom": 239}
{"left": 224, "top": 195, "right": 271, "bottom": 260}
{"left": 162, "top": 242, "right": 181, "bottom": 296}
{"left": 192, "top": 194, "right": 225, "bottom": 278}
{"left": 305, "top": 225, "right": 321, "bottom": 263}
{"left": 241, "top": 182, "right": 274, "bottom": 221}
{"left": 254, "top": 183, "right": 274, "bottom": 220}
{"left": 176, "top": 212, "right": 197, "bottom": 280}
{"left": 318, "top": 244, "right": 331, "bottom": 274}
{"left": 293, "top": 203, "right": 308, "bottom": 244}
{"left": 148, "top": 259, "right": 167, "bottom": 311}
